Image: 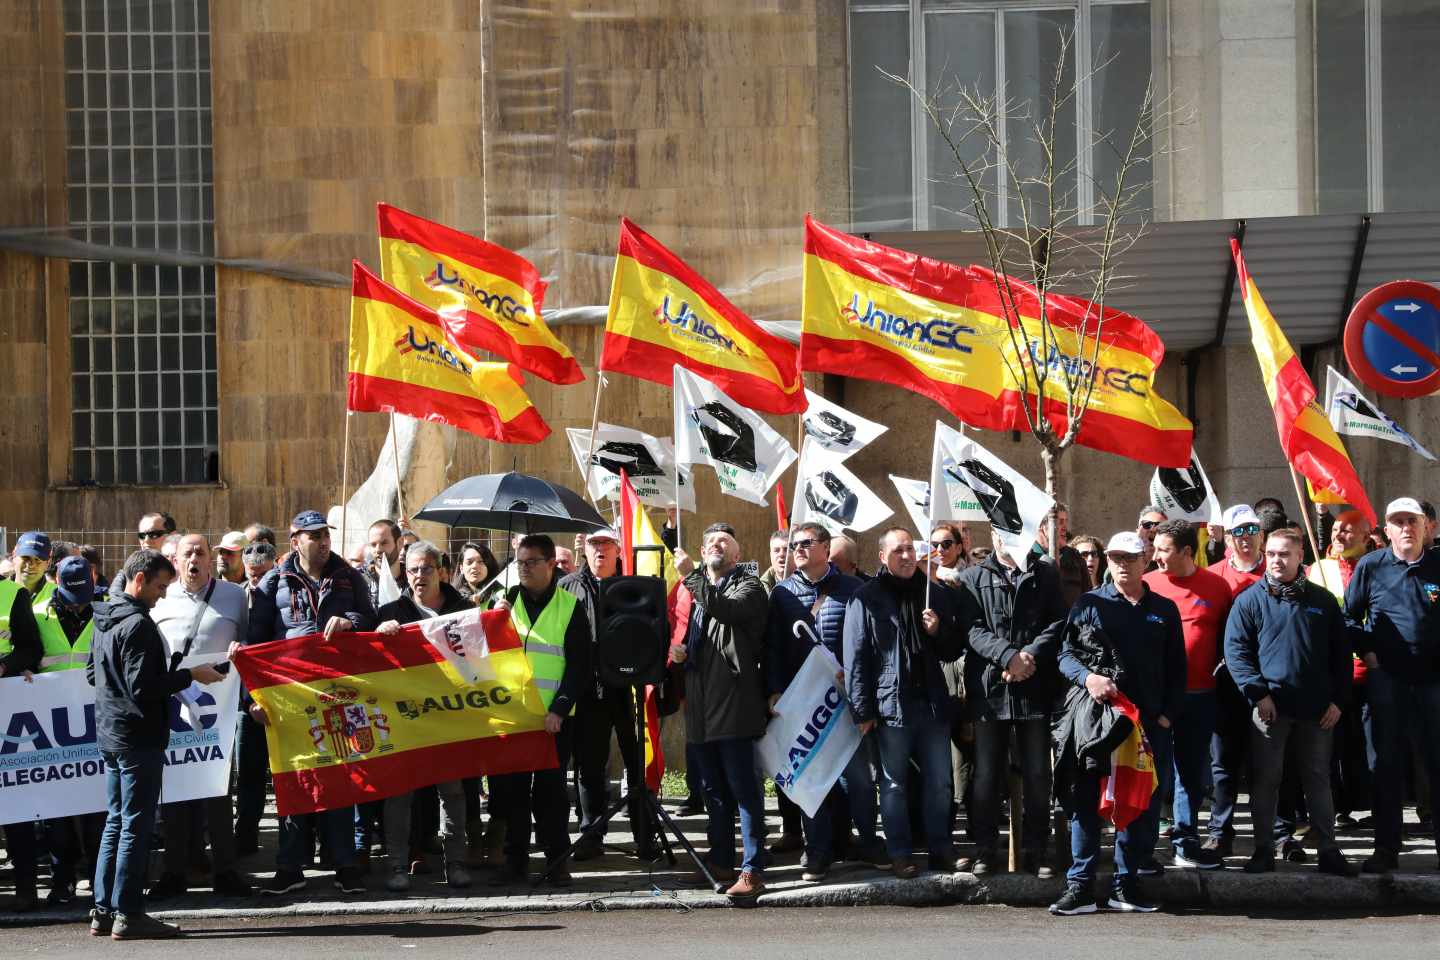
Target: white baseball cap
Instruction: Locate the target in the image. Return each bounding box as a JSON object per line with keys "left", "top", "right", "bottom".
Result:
{"left": 585, "top": 527, "right": 620, "bottom": 543}
{"left": 1385, "top": 497, "right": 1426, "bottom": 520}
{"left": 1222, "top": 505, "right": 1260, "bottom": 531}
{"left": 1105, "top": 531, "right": 1147, "bottom": 555}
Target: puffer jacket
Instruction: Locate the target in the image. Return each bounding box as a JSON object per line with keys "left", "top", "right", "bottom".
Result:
{"left": 959, "top": 553, "right": 1067, "bottom": 721}
{"left": 766, "top": 563, "right": 863, "bottom": 696}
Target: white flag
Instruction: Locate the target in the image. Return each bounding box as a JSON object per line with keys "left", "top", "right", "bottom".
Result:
{"left": 930, "top": 422, "right": 1054, "bottom": 559}
{"left": 800, "top": 389, "right": 887, "bottom": 466}
{"left": 791, "top": 438, "right": 892, "bottom": 534}
{"left": 566, "top": 423, "right": 697, "bottom": 511}
{"left": 1325, "top": 366, "right": 1435, "bottom": 461}
{"left": 672, "top": 365, "right": 798, "bottom": 506}
{"left": 1149, "top": 451, "right": 1223, "bottom": 523}
{"left": 756, "top": 646, "right": 861, "bottom": 818}
{"left": 889, "top": 475, "right": 988, "bottom": 536}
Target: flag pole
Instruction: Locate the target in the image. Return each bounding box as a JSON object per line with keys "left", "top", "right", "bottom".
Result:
{"left": 1289, "top": 467, "right": 1331, "bottom": 592}
{"left": 340, "top": 410, "right": 353, "bottom": 558}
{"left": 673, "top": 462, "right": 683, "bottom": 558}
{"left": 580, "top": 368, "right": 607, "bottom": 508}
{"left": 389, "top": 413, "right": 407, "bottom": 523}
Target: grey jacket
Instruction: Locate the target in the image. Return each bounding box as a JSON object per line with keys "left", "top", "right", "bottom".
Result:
{"left": 680, "top": 568, "right": 769, "bottom": 743}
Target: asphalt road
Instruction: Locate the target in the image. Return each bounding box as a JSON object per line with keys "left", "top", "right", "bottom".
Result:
{"left": 5, "top": 906, "right": 1437, "bottom": 959}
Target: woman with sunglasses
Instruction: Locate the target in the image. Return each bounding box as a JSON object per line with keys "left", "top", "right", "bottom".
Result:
{"left": 1070, "top": 535, "right": 1106, "bottom": 589}
{"left": 927, "top": 523, "right": 970, "bottom": 586}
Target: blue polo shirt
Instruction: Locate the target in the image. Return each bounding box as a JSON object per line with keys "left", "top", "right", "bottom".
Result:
{"left": 1344, "top": 546, "right": 1440, "bottom": 680}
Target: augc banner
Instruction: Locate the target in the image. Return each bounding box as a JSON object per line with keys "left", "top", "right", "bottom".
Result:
{"left": 757, "top": 645, "right": 861, "bottom": 818}
{"left": 0, "top": 661, "right": 240, "bottom": 826}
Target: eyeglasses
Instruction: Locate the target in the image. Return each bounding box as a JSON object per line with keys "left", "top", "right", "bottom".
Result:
{"left": 406, "top": 565, "right": 437, "bottom": 576}
{"left": 516, "top": 558, "right": 550, "bottom": 570}
{"left": 138, "top": 529, "right": 167, "bottom": 539}
{"left": 1106, "top": 552, "right": 1142, "bottom": 564}
{"left": 788, "top": 538, "right": 820, "bottom": 552}
{"left": 929, "top": 539, "right": 955, "bottom": 551}
{"left": 1229, "top": 524, "right": 1261, "bottom": 537}
{"left": 1138, "top": 520, "right": 1162, "bottom": 530}
{"left": 1077, "top": 550, "right": 1101, "bottom": 559}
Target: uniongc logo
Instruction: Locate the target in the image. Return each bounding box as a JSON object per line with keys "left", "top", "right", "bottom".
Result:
{"left": 654, "top": 296, "right": 738, "bottom": 353}
{"left": 394, "top": 326, "right": 473, "bottom": 376}
{"left": 1025, "top": 341, "right": 1150, "bottom": 397}
{"left": 842, "top": 294, "right": 976, "bottom": 354}
{"left": 424, "top": 262, "right": 531, "bottom": 326}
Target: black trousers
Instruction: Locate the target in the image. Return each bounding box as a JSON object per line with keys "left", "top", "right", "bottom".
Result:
{"left": 497, "top": 720, "right": 574, "bottom": 865}
{"left": 574, "top": 694, "right": 649, "bottom": 846}
{"left": 233, "top": 712, "right": 270, "bottom": 844}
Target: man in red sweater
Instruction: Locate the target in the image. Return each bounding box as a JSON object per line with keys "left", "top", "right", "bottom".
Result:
{"left": 1215, "top": 505, "right": 1264, "bottom": 598}
{"left": 1145, "top": 521, "right": 1233, "bottom": 869}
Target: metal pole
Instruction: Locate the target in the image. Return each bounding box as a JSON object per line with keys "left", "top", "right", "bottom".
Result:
{"left": 340, "top": 410, "right": 353, "bottom": 558}
{"left": 580, "top": 372, "right": 607, "bottom": 507}
{"left": 390, "top": 413, "right": 407, "bottom": 522}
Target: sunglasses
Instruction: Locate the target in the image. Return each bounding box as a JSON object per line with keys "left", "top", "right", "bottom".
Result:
{"left": 1229, "top": 524, "right": 1261, "bottom": 537}
{"left": 1106, "top": 552, "right": 1142, "bottom": 564}
{"left": 1077, "top": 549, "right": 1101, "bottom": 559}
{"left": 138, "top": 529, "right": 167, "bottom": 539}
{"left": 929, "top": 539, "right": 956, "bottom": 551}
{"left": 788, "top": 538, "right": 821, "bottom": 552}
{"left": 1138, "top": 520, "right": 1162, "bottom": 530}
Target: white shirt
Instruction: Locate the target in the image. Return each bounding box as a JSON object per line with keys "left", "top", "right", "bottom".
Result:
{"left": 153, "top": 576, "right": 249, "bottom": 659}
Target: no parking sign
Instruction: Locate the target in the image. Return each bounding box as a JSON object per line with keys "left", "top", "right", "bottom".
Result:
{"left": 1343, "top": 280, "right": 1440, "bottom": 399}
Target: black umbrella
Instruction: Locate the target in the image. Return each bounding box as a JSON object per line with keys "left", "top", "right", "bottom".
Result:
{"left": 414, "top": 472, "right": 609, "bottom": 534}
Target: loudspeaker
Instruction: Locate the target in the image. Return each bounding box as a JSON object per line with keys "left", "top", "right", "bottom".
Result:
{"left": 595, "top": 574, "right": 669, "bottom": 689}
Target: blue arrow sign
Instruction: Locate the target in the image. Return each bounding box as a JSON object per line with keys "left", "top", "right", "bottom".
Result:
{"left": 1360, "top": 296, "right": 1440, "bottom": 382}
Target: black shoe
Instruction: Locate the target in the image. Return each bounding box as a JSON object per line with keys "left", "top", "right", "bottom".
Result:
{"left": 802, "top": 856, "right": 832, "bottom": 882}
{"left": 1201, "top": 834, "right": 1232, "bottom": 858}
{"left": 111, "top": 913, "right": 182, "bottom": 940}
{"left": 572, "top": 833, "right": 604, "bottom": 862}
{"left": 1317, "top": 849, "right": 1354, "bottom": 877}
{"left": 1335, "top": 813, "right": 1359, "bottom": 830}
{"left": 146, "top": 872, "right": 188, "bottom": 902}
{"left": 213, "top": 869, "right": 254, "bottom": 896}
{"left": 542, "top": 859, "right": 573, "bottom": 886}
{"left": 490, "top": 860, "right": 528, "bottom": 886}
{"left": 45, "top": 881, "right": 76, "bottom": 905}
{"left": 677, "top": 798, "right": 705, "bottom": 817}
{"left": 1243, "top": 850, "right": 1275, "bottom": 873}
{"left": 259, "top": 869, "right": 307, "bottom": 896}
{"left": 1173, "top": 846, "right": 1223, "bottom": 870}
{"left": 1281, "top": 838, "right": 1308, "bottom": 863}
{"left": 1107, "top": 880, "right": 1159, "bottom": 912}
{"left": 1049, "top": 885, "right": 1098, "bottom": 916}
{"left": 768, "top": 832, "right": 804, "bottom": 855}
{"left": 89, "top": 908, "right": 114, "bottom": 937}
{"left": 1362, "top": 850, "right": 1398, "bottom": 874}
{"left": 854, "top": 841, "right": 892, "bottom": 869}
{"left": 335, "top": 865, "right": 366, "bottom": 894}
{"left": 235, "top": 834, "right": 260, "bottom": 858}
{"left": 1135, "top": 859, "right": 1165, "bottom": 877}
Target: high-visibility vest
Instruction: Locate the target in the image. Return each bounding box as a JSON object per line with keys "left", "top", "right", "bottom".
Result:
{"left": 0, "top": 579, "right": 20, "bottom": 657}
{"left": 29, "top": 580, "right": 55, "bottom": 611}
{"left": 509, "top": 586, "right": 577, "bottom": 713}
{"left": 35, "top": 603, "right": 93, "bottom": 672}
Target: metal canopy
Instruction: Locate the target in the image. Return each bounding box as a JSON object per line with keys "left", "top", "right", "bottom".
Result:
{"left": 869, "top": 211, "right": 1440, "bottom": 352}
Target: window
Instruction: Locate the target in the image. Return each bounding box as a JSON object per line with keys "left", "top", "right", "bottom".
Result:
{"left": 63, "top": 0, "right": 218, "bottom": 486}
{"left": 847, "top": 0, "right": 1153, "bottom": 232}
{"left": 1316, "top": 0, "right": 1440, "bottom": 214}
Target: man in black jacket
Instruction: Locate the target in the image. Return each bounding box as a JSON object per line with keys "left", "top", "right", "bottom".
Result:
{"left": 87, "top": 549, "right": 225, "bottom": 940}
{"left": 1224, "top": 528, "right": 1352, "bottom": 876}
{"left": 959, "top": 538, "right": 1066, "bottom": 878}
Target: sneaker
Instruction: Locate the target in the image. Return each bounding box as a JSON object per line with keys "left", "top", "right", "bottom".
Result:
{"left": 1173, "top": 846, "right": 1223, "bottom": 870}
{"left": 1243, "top": 850, "right": 1275, "bottom": 873}
{"left": 971, "top": 850, "right": 997, "bottom": 876}
{"left": 45, "top": 881, "right": 76, "bottom": 906}
{"left": 854, "top": 841, "right": 892, "bottom": 869}
{"left": 1049, "top": 885, "right": 1099, "bottom": 916}
{"left": 259, "top": 869, "right": 307, "bottom": 896}
{"left": 1135, "top": 859, "right": 1166, "bottom": 877}
{"left": 1107, "top": 880, "right": 1159, "bottom": 913}
{"left": 572, "top": 833, "right": 604, "bottom": 862}
{"left": 213, "top": 870, "right": 253, "bottom": 897}
{"left": 1335, "top": 813, "right": 1359, "bottom": 830}
{"left": 445, "top": 861, "right": 473, "bottom": 888}
{"left": 334, "top": 865, "right": 366, "bottom": 894}
{"left": 1362, "top": 849, "right": 1398, "bottom": 874}
{"left": 801, "top": 854, "right": 831, "bottom": 882}
{"left": 89, "top": 908, "right": 113, "bottom": 937}
{"left": 892, "top": 856, "right": 921, "bottom": 879}
{"left": 1317, "top": 849, "right": 1353, "bottom": 877}
{"left": 1159, "top": 818, "right": 1175, "bottom": 839}
{"left": 146, "top": 872, "right": 188, "bottom": 902}
{"left": 111, "top": 913, "right": 182, "bottom": 940}
{"left": 1281, "top": 838, "right": 1308, "bottom": 863}
{"left": 768, "top": 832, "right": 804, "bottom": 855}
{"left": 385, "top": 865, "right": 412, "bottom": 892}
{"left": 725, "top": 868, "right": 764, "bottom": 899}
{"left": 1201, "top": 835, "right": 1232, "bottom": 858}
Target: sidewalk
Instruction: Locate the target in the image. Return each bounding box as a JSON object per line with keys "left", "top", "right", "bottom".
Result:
{"left": 3, "top": 794, "right": 1436, "bottom": 922}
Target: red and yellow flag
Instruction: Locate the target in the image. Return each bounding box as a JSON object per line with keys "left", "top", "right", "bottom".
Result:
{"left": 1231, "top": 239, "right": 1375, "bottom": 524}
{"left": 377, "top": 203, "right": 583, "bottom": 385}
{"left": 348, "top": 260, "right": 550, "bottom": 444}
{"left": 232, "top": 611, "right": 557, "bottom": 816}
{"left": 617, "top": 469, "right": 673, "bottom": 791}
{"left": 601, "top": 218, "right": 805, "bottom": 414}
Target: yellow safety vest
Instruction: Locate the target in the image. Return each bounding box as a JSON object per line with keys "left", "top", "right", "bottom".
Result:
{"left": 35, "top": 603, "right": 94, "bottom": 672}
{"left": 509, "top": 586, "right": 577, "bottom": 713}
{"left": 0, "top": 579, "right": 20, "bottom": 657}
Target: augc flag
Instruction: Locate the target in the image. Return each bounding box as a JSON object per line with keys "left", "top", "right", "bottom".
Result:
{"left": 601, "top": 218, "right": 806, "bottom": 414}
{"left": 1231, "top": 240, "right": 1375, "bottom": 525}
{"left": 377, "top": 203, "right": 582, "bottom": 385}
{"left": 232, "top": 610, "right": 557, "bottom": 816}
{"left": 348, "top": 261, "right": 550, "bottom": 444}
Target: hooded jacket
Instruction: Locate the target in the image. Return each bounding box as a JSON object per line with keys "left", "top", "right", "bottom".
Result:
{"left": 87, "top": 593, "right": 194, "bottom": 752}
{"left": 248, "top": 549, "right": 376, "bottom": 645}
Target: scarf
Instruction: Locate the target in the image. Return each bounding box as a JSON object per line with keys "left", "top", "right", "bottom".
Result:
{"left": 879, "top": 569, "right": 929, "bottom": 689}
{"left": 1264, "top": 570, "right": 1308, "bottom": 603}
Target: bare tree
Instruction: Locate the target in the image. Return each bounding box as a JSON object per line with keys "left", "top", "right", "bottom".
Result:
{"left": 884, "top": 29, "right": 1172, "bottom": 558}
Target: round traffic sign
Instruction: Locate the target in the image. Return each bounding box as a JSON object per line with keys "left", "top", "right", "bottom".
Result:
{"left": 1343, "top": 280, "right": 1440, "bottom": 399}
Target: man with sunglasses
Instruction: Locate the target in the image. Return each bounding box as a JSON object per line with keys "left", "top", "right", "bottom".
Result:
{"left": 109, "top": 513, "right": 177, "bottom": 597}
{"left": 1136, "top": 506, "right": 1168, "bottom": 571}
{"left": 765, "top": 522, "right": 882, "bottom": 880}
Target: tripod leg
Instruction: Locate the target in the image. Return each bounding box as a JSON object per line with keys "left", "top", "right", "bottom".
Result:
{"left": 535, "top": 792, "right": 629, "bottom": 885}
{"left": 649, "top": 793, "right": 725, "bottom": 893}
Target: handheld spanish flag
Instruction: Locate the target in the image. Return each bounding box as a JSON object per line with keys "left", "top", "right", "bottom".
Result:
{"left": 1231, "top": 240, "right": 1375, "bottom": 524}
{"left": 602, "top": 218, "right": 806, "bottom": 414}
{"left": 348, "top": 261, "right": 550, "bottom": 444}
{"left": 1099, "top": 692, "right": 1159, "bottom": 830}
{"left": 232, "top": 611, "right": 557, "bottom": 816}
{"left": 377, "top": 203, "right": 583, "bottom": 385}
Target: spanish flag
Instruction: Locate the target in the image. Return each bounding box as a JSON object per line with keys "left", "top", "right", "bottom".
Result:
{"left": 602, "top": 218, "right": 805, "bottom": 414}
{"left": 232, "top": 611, "right": 557, "bottom": 816}
{"left": 617, "top": 469, "right": 673, "bottom": 791}
{"left": 1231, "top": 240, "right": 1375, "bottom": 524}
{"left": 376, "top": 203, "right": 583, "bottom": 385}
{"left": 348, "top": 261, "right": 550, "bottom": 445}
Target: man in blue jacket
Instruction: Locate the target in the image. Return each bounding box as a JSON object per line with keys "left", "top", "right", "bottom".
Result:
{"left": 766, "top": 521, "right": 881, "bottom": 881}
{"left": 248, "top": 510, "right": 376, "bottom": 898}
{"left": 1224, "top": 527, "right": 1352, "bottom": 876}
{"left": 1344, "top": 497, "right": 1440, "bottom": 873}
{"left": 1051, "top": 531, "right": 1185, "bottom": 916}
{"left": 844, "top": 527, "right": 973, "bottom": 878}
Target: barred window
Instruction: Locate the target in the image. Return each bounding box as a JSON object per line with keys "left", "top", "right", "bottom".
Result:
{"left": 63, "top": 0, "right": 218, "bottom": 486}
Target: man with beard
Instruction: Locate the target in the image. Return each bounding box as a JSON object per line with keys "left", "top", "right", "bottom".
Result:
{"left": 215, "top": 532, "right": 248, "bottom": 585}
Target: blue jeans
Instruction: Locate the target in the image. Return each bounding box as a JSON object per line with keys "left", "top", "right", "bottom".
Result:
{"left": 840, "top": 734, "right": 880, "bottom": 847}
{"left": 1366, "top": 668, "right": 1440, "bottom": 856}
{"left": 693, "top": 737, "right": 768, "bottom": 873}
{"left": 92, "top": 748, "right": 165, "bottom": 917}
{"left": 1067, "top": 724, "right": 1173, "bottom": 890}
{"left": 277, "top": 807, "right": 356, "bottom": 872}
{"left": 875, "top": 697, "right": 954, "bottom": 859}
{"left": 1171, "top": 691, "right": 1217, "bottom": 852}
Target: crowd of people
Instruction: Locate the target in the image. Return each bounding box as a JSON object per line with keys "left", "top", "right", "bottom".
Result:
{"left": 1, "top": 489, "right": 1438, "bottom": 936}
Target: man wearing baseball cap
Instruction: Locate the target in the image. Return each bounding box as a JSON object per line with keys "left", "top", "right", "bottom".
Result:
{"left": 1051, "top": 531, "right": 1185, "bottom": 915}
{"left": 1344, "top": 497, "right": 1440, "bottom": 873}
{"left": 0, "top": 533, "right": 47, "bottom": 909}
{"left": 249, "top": 509, "right": 376, "bottom": 897}
{"left": 215, "top": 531, "right": 249, "bottom": 585}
